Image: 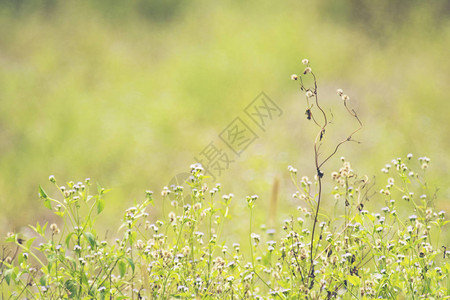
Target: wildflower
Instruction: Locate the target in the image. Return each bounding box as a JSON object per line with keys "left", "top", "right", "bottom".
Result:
{"left": 243, "top": 273, "right": 254, "bottom": 282}
{"left": 50, "top": 223, "right": 60, "bottom": 234}
{"left": 341, "top": 94, "right": 350, "bottom": 101}
{"left": 291, "top": 74, "right": 298, "bottom": 81}
{"left": 301, "top": 176, "right": 310, "bottom": 186}
{"left": 266, "top": 228, "right": 276, "bottom": 235}
{"left": 161, "top": 187, "right": 170, "bottom": 197}
{"left": 306, "top": 91, "right": 314, "bottom": 98}
{"left": 303, "top": 67, "right": 312, "bottom": 74}
{"left": 246, "top": 195, "right": 258, "bottom": 208}
{"left": 415, "top": 220, "right": 423, "bottom": 230}
{"left": 302, "top": 58, "right": 309, "bottom": 65}
{"left": 136, "top": 240, "right": 145, "bottom": 250}
{"left": 409, "top": 215, "right": 418, "bottom": 221}
{"left": 177, "top": 285, "right": 189, "bottom": 293}
{"left": 49, "top": 175, "right": 56, "bottom": 183}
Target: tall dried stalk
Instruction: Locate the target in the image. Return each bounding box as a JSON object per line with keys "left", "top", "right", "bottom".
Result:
{"left": 292, "top": 61, "right": 363, "bottom": 286}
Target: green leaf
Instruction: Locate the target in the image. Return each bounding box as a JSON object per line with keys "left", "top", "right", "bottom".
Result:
{"left": 55, "top": 211, "right": 65, "bottom": 217}
{"left": 4, "top": 268, "right": 13, "bottom": 285}
{"left": 42, "top": 222, "right": 48, "bottom": 233}
{"left": 81, "top": 271, "right": 89, "bottom": 285}
{"left": 65, "top": 279, "right": 78, "bottom": 298}
{"left": 126, "top": 257, "right": 135, "bottom": 274}
{"left": 65, "top": 232, "right": 75, "bottom": 249}
{"left": 347, "top": 274, "right": 360, "bottom": 286}
{"left": 365, "top": 214, "right": 375, "bottom": 222}
{"left": 353, "top": 214, "right": 363, "bottom": 224}
{"left": 40, "top": 275, "right": 48, "bottom": 286}
{"left": 129, "top": 231, "right": 137, "bottom": 245}
{"left": 39, "top": 185, "right": 48, "bottom": 199}
{"left": 97, "top": 198, "right": 105, "bottom": 214}
{"left": 5, "top": 234, "right": 15, "bottom": 243}
{"left": 6, "top": 267, "right": 18, "bottom": 285}
{"left": 84, "top": 232, "right": 96, "bottom": 248}
{"left": 47, "top": 261, "right": 53, "bottom": 274}
{"left": 65, "top": 256, "right": 77, "bottom": 269}
{"left": 38, "top": 186, "right": 52, "bottom": 209}
{"left": 29, "top": 224, "right": 38, "bottom": 234}
{"left": 43, "top": 198, "right": 52, "bottom": 210}
{"left": 118, "top": 260, "right": 126, "bottom": 278}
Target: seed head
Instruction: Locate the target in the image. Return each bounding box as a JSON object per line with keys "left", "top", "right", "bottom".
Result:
{"left": 49, "top": 175, "right": 56, "bottom": 183}
{"left": 168, "top": 211, "right": 176, "bottom": 222}
{"left": 50, "top": 223, "right": 60, "bottom": 234}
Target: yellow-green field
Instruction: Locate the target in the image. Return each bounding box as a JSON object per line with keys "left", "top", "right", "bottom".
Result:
{"left": 0, "top": 0, "right": 449, "bottom": 240}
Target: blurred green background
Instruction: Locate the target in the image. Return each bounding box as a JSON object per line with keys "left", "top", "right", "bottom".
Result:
{"left": 0, "top": 0, "right": 449, "bottom": 236}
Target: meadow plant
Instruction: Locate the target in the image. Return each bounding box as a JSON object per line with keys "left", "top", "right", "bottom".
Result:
{"left": 1, "top": 60, "right": 448, "bottom": 299}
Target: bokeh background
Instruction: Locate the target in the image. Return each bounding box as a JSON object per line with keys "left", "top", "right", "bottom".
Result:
{"left": 1, "top": 0, "right": 449, "bottom": 238}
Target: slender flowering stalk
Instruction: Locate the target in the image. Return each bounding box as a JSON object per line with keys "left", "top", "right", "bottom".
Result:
{"left": 292, "top": 59, "right": 363, "bottom": 285}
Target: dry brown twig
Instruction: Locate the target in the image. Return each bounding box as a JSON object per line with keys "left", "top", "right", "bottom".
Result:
{"left": 292, "top": 60, "right": 363, "bottom": 286}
